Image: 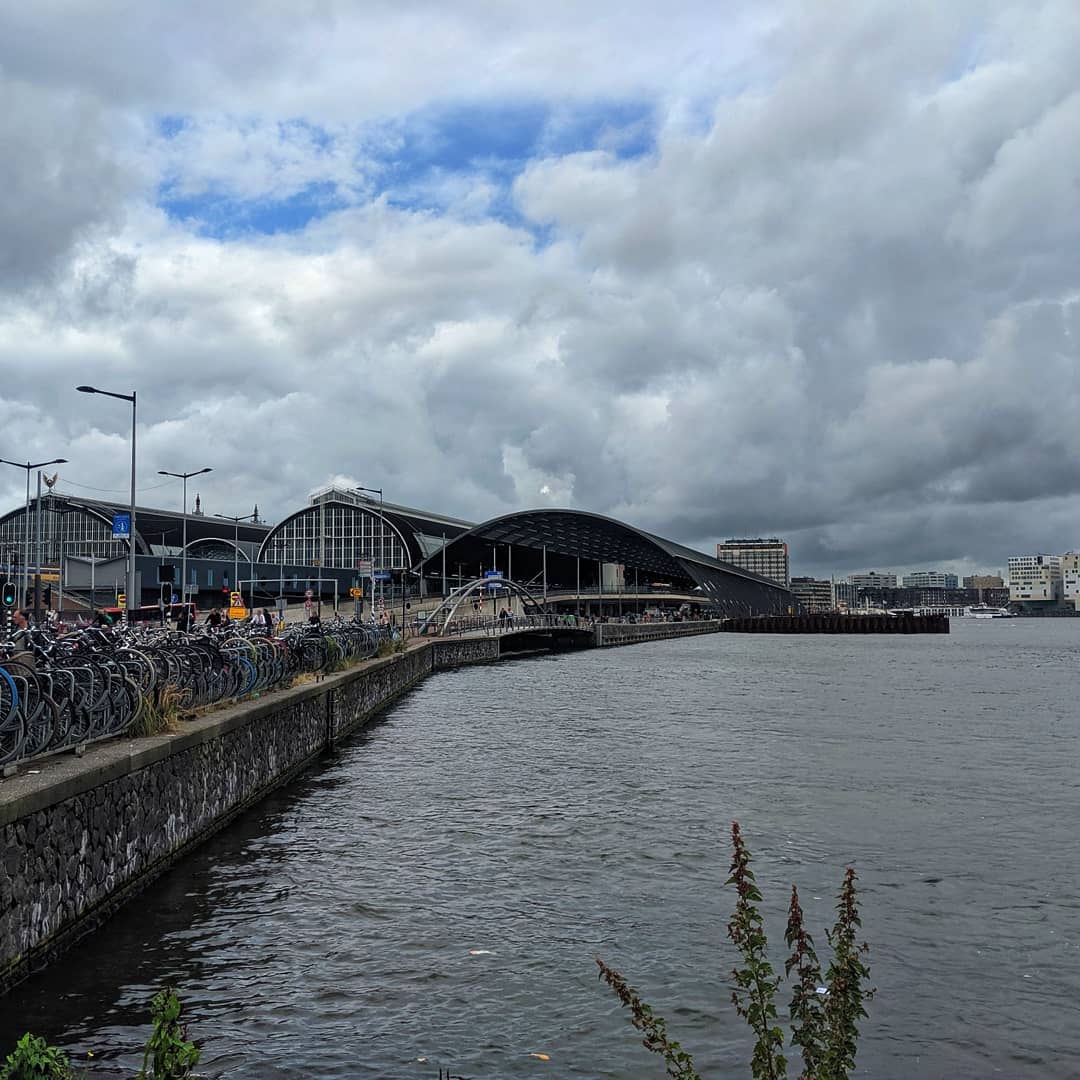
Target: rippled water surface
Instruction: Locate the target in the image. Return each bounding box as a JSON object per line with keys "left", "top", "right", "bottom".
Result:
{"left": 5, "top": 619, "right": 1080, "bottom": 1078}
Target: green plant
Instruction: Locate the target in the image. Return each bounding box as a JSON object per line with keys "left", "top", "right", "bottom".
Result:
{"left": 137, "top": 988, "right": 200, "bottom": 1079}
{"left": 0, "top": 1033, "right": 73, "bottom": 1080}
{"left": 598, "top": 823, "right": 873, "bottom": 1079}
{"left": 595, "top": 960, "right": 700, "bottom": 1079}
{"left": 727, "top": 821, "right": 786, "bottom": 1079}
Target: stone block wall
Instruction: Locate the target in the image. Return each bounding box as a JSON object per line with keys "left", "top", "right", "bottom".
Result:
{"left": 0, "top": 644, "right": 435, "bottom": 992}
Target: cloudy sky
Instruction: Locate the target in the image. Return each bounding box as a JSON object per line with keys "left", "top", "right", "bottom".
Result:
{"left": 2, "top": 1, "right": 1078, "bottom": 579}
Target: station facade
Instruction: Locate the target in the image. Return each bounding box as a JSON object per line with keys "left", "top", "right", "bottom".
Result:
{"left": 0, "top": 484, "right": 792, "bottom": 617}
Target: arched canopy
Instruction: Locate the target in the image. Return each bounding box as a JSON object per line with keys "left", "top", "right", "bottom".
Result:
{"left": 258, "top": 499, "right": 418, "bottom": 570}
{"left": 0, "top": 493, "right": 272, "bottom": 566}
{"left": 415, "top": 508, "right": 792, "bottom": 615}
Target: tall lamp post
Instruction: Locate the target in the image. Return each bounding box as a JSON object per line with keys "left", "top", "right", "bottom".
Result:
{"left": 214, "top": 511, "right": 257, "bottom": 616}
{"left": 0, "top": 457, "right": 68, "bottom": 615}
{"left": 355, "top": 485, "right": 385, "bottom": 618}
{"left": 159, "top": 467, "right": 212, "bottom": 609}
{"left": 76, "top": 385, "right": 137, "bottom": 617}
{"left": 44, "top": 499, "right": 82, "bottom": 619}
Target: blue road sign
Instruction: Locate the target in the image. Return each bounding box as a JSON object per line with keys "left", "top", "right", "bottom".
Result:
{"left": 373, "top": 571, "right": 392, "bottom": 581}
{"left": 111, "top": 512, "right": 131, "bottom": 539}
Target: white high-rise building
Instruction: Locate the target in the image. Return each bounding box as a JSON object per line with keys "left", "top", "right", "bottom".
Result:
{"left": 716, "top": 538, "right": 789, "bottom": 587}
{"left": 1008, "top": 554, "right": 1063, "bottom": 603}
{"left": 1061, "top": 553, "right": 1080, "bottom": 601}
{"left": 903, "top": 570, "right": 958, "bottom": 589}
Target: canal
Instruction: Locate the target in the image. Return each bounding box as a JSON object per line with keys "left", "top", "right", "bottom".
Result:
{"left": 4, "top": 619, "right": 1079, "bottom": 1077}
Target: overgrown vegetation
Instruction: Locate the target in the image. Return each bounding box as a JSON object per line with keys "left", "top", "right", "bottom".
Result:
{"left": 1, "top": 988, "right": 198, "bottom": 1080}
{"left": 0, "top": 1033, "right": 72, "bottom": 1080}
{"left": 130, "top": 684, "right": 191, "bottom": 737}
{"left": 137, "top": 988, "right": 200, "bottom": 1079}
{"left": 598, "top": 822, "right": 874, "bottom": 1079}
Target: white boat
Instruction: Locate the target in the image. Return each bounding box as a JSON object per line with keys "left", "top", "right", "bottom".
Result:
{"left": 965, "top": 604, "right": 1013, "bottom": 619}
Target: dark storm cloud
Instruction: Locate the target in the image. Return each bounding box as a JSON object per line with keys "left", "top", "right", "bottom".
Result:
{"left": 1, "top": 0, "right": 1078, "bottom": 579}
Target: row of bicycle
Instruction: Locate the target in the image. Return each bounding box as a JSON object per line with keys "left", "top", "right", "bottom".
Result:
{"left": 0, "top": 618, "right": 393, "bottom": 768}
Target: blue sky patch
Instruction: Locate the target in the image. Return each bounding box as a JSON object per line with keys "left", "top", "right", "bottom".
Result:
{"left": 158, "top": 180, "right": 348, "bottom": 239}
{"left": 153, "top": 99, "right": 655, "bottom": 238}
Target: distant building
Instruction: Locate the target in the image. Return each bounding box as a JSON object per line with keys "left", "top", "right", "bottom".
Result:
{"left": 1062, "top": 553, "right": 1080, "bottom": 605}
{"left": 832, "top": 581, "right": 857, "bottom": 608}
{"left": 1008, "top": 554, "right": 1063, "bottom": 603}
{"left": 963, "top": 574, "right": 1003, "bottom": 590}
{"left": 849, "top": 571, "right": 897, "bottom": 590}
{"left": 903, "top": 570, "right": 958, "bottom": 589}
{"left": 717, "top": 538, "right": 789, "bottom": 587}
{"left": 790, "top": 577, "right": 833, "bottom": 613}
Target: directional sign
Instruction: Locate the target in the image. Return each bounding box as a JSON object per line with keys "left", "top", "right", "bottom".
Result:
{"left": 349, "top": 587, "right": 363, "bottom": 598}
{"left": 111, "top": 513, "right": 131, "bottom": 539}
{"left": 373, "top": 571, "right": 392, "bottom": 581}
{"left": 356, "top": 559, "right": 373, "bottom": 574}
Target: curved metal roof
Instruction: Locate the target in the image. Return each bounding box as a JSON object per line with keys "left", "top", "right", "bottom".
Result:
{"left": 0, "top": 493, "right": 271, "bottom": 556}
{"left": 257, "top": 499, "right": 423, "bottom": 566}
{"left": 415, "top": 507, "right": 791, "bottom": 608}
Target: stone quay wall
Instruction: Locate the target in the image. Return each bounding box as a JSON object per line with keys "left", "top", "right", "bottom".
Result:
{"left": 594, "top": 620, "right": 723, "bottom": 646}
{"left": 0, "top": 620, "right": 719, "bottom": 992}
{"left": 0, "top": 645, "right": 433, "bottom": 993}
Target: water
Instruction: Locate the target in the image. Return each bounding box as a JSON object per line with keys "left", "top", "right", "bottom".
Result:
{"left": 4, "top": 619, "right": 1079, "bottom": 1078}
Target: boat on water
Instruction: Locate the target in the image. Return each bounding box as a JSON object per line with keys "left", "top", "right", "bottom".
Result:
{"left": 965, "top": 604, "right": 1013, "bottom": 619}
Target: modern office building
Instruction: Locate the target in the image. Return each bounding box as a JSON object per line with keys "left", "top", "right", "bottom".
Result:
{"left": 849, "top": 571, "right": 897, "bottom": 590}
{"left": 716, "top": 538, "right": 789, "bottom": 587}
{"left": 903, "top": 570, "right": 958, "bottom": 589}
{"left": 963, "top": 574, "right": 1004, "bottom": 590}
{"left": 1008, "top": 554, "right": 1063, "bottom": 604}
{"left": 1061, "top": 553, "right": 1080, "bottom": 607}
{"left": 790, "top": 577, "right": 834, "bottom": 613}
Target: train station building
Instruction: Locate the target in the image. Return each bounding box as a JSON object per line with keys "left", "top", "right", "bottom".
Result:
{"left": 0, "top": 484, "right": 792, "bottom": 618}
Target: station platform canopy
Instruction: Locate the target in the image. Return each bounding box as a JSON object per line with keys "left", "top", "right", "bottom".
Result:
{"left": 414, "top": 508, "right": 792, "bottom": 615}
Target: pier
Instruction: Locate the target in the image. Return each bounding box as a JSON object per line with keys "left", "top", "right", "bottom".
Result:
{"left": 718, "top": 613, "right": 950, "bottom": 634}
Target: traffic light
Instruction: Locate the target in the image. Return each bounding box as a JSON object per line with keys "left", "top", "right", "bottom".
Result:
{"left": 1, "top": 581, "right": 15, "bottom": 607}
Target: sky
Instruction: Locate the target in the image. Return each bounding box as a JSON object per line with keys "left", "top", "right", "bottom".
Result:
{"left": 1, "top": 0, "right": 1078, "bottom": 580}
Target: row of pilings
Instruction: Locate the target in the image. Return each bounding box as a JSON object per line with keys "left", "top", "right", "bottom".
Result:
{"left": 720, "top": 613, "right": 950, "bottom": 634}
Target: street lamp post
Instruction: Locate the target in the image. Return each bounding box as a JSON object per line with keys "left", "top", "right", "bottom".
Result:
{"left": 0, "top": 457, "right": 68, "bottom": 617}
{"left": 214, "top": 511, "right": 257, "bottom": 618}
{"left": 76, "top": 385, "right": 136, "bottom": 617}
{"left": 44, "top": 499, "right": 80, "bottom": 620}
{"left": 354, "top": 485, "right": 384, "bottom": 619}
{"left": 159, "top": 467, "right": 212, "bottom": 610}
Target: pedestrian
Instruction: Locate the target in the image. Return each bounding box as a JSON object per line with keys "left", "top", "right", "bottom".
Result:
{"left": 174, "top": 604, "right": 192, "bottom": 633}
{"left": 261, "top": 607, "right": 275, "bottom": 634}
{"left": 206, "top": 607, "right": 223, "bottom": 629}
{"left": 7, "top": 610, "right": 35, "bottom": 671}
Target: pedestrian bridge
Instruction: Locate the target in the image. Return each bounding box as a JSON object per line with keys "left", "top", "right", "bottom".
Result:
{"left": 419, "top": 612, "right": 596, "bottom": 652}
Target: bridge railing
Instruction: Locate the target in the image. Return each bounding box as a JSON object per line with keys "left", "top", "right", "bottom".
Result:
{"left": 424, "top": 613, "right": 591, "bottom": 638}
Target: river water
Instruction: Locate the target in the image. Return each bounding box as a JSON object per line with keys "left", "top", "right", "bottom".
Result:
{"left": 4, "top": 619, "right": 1079, "bottom": 1078}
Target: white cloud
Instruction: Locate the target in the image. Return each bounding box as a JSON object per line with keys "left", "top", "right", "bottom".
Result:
{"left": 1, "top": 0, "right": 1078, "bottom": 579}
